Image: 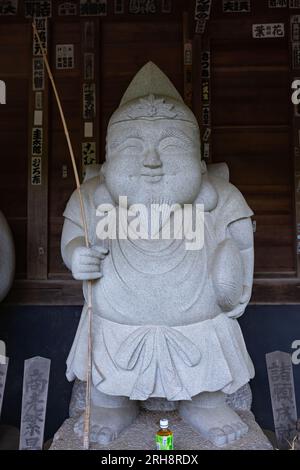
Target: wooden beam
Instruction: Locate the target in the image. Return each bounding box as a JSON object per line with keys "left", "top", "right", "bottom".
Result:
{"left": 4, "top": 278, "right": 300, "bottom": 306}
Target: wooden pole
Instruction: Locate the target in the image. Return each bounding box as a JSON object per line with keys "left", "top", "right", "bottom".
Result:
{"left": 32, "top": 21, "right": 93, "bottom": 450}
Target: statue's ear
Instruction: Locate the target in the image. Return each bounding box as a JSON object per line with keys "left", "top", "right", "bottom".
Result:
{"left": 196, "top": 174, "right": 219, "bottom": 212}
{"left": 101, "top": 162, "right": 107, "bottom": 179}
{"left": 201, "top": 161, "right": 207, "bottom": 175}
{"left": 94, "top": 182, "right": 114, "bottom": 209}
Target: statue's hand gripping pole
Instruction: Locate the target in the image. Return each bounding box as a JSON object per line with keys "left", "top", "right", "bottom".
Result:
{"left": 32, "top": 21, "right": 93, "bottom": 450}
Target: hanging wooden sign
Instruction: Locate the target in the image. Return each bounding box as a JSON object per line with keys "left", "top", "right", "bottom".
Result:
{"left": 195, "top": 20, "right": 206, "bottom": 35}
{"left": 114, "top": 0, "right": 125, "bottom": 14}
{"left": 291, "top": 16, "right": 300, "bottom": 42}
{"left": 161, "top": 0, "right": 172, "bottom": 13}
{"left": 82, "top": 142, "right": 96, "bottom": 168}
{"left": 293, "top": 42, "right": 300, "bottom": 69}
{"left": 35, "top": 91, "right": 43, "bottom": 109}
{"left": 203, "top": 127, "right": 211, "bottom": 142}
{"left": 0, "top": 0, "right": 18, "bottom": 14}
{"left": 201, "top": 50, "right": 210, "bottom": 79}
{"left": 83, "top": 83, "right": 96, "bottom": 119}
{"left": 223, "top": 1, "right": 251, "bottom": 13}
{"left": 129, "top": 0, "right": 157, "bottom": 14}
{"left": 58, "top": 1, "right": 77, "bottom": 15}
{"left": 32, "top": 127, "right": 43, "bottom": 156}
{"left": 203, "top": 143, "right": 210, "bottom": 160}
{"left": 202, "top": 106, "right": 210, "bottom": 126}
{"left": 84, "top": 53, "right": 95, "bottom": 80}
{"left": 0, "top": 357, "right": 9, "bottom": 418}
{"left": 184, "top": 69, "right": 193, "bottom": 108}
{"left": 31, "top": 157, "right": 42, "bottom": 185}
{"left": 184, "top": 42, "right": 192, "bottom": 66}
{"left": 80, "top": 0, "right": 107, "bottom": 16}
{"left": 34, "top": 110, "right": 43, "bottom": 126}
{"left": 33, "top": 18, "right": 47, "bottom": 56}
{"left": 25, "top": 0, "right": 52, "bottom": 17}
{"left": 84, "top": 122, "right": 93, "bottom": 138}
{"left": 290, "top": 0, "right": 300, "bottom": 8}
{"left": 202, "top": 80, "right": 209, "bottom": 106}
{"left": 19, "top": 357, "right": 51, "bottom": 450}
{"left": 62, "top": 165, "right": 68, "bottom": 179}
{"left": 269, "top": 0, "right": 287, "bottom": 7}
{"left": 32, "top": 58, "right": 44, "bottom": 91}
{"left": 252, "top": 23, "right": 285, "bottom": 39}
{"left": 195, "top": 1, "right": 211, "bottom": 35}
{"left": 195, "top": 0, "right": 211, "bottom": 21}
{"left": 56, "top": 44, "right": 75, "bottom": 70}
{"left": 266, "top": 351, "right": 297, "bottom": 450}
{"left": 83, "top": 21, "right": 95, "bottom": 49}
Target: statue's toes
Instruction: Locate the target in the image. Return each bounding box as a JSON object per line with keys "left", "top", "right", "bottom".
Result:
{"left": 208, "top": 427, "right": 227, "bottom": 447}
{"left": 208, "top": 421, "right": 248, "bottom": 447}
{"left": 235, "top": 421, "right": 248, "bottom": 438}
{"left": 231, "top": 422, "right": 243, "bottom": 439}
{"left": 222, "top": 422, "right": 248, "bottom": 443}
{"left": 222, "top": 425, "right": 236, "bottom": 444}
{"left": 97, "top": 427, "right": 116, "bottom": 445}
{"left": 90, "top": 425, "right": 100, "bottom": 443}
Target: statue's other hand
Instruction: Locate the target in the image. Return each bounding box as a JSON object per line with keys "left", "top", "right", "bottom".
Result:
{"left": 240, "top": 285, "right": 252, "bottom": 304}
{"left": 71, "top": 246, "right": 108, "bottom": 281}
{"left": 226, "top": 285, "right": 253, "bottom": 319}
{"left": 212, "top": 239, "right": 244, "bottom": 312}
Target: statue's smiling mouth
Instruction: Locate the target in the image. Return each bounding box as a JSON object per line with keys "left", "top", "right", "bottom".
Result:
{"left": 128, "top": 172, "right": 165, "bottom": 183}
{"left": 140, "top": 172, "right": 164, "bottom": 183}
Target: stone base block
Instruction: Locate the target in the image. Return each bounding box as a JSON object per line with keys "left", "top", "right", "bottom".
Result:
{"left": 50, "top": 409, "right": 273, "bottom": 451}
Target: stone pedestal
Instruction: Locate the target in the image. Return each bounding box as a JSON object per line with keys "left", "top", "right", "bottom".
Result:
{"left": 50, "top": 409, "right": 273, "bottom": 451}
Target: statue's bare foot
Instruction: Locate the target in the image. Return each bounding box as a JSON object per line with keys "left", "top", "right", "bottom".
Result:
{"left": 74, "top": 402, "right": 139, "bottom": 445}
{"left": 179, "top": 396, "right": 248, "bottom": 447}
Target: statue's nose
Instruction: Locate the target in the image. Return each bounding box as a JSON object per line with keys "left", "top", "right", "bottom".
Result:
{"left": 143, "top": 150, "right": 162, "bottom": 169}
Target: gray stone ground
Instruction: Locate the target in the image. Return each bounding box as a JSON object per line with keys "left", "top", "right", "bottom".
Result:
{"left": 50, "top": 409, "right": 273, "bottom": 451}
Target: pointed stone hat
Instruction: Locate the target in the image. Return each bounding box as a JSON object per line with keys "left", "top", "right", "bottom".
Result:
{"left": 109, "top": 62, "right": 198, "bottom": 126}
{"left": 120, "top": 61, "right": 184, "bottom": 106}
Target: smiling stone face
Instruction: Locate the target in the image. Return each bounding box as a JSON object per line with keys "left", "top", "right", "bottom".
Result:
{"left": 104, "top": 116, "right": 202, "bottom": 207}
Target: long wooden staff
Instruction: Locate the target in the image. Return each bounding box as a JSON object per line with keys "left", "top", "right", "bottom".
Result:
{"left": 32, "top": 21, "right": 93, "bottom": 450}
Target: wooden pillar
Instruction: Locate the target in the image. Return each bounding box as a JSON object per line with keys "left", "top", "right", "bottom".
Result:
{"left": 27, "top": 19, "right": 49, "bottom": 280}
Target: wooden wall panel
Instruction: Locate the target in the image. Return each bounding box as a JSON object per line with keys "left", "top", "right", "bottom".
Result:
{"left": 212, "top": 71, "right": 290, "bottom": 126}
{"left": 208, "top": 4, "right": 294, "bottom": 276}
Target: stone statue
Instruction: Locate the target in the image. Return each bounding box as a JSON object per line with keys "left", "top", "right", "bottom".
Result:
{"left": 61, "top": 62, "right": 255, "bottom": 447}
{"left": 0, "top": 211, "right": 15, "bottom": 302}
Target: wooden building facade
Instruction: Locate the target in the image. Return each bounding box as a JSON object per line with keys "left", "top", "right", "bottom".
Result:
{"left": 0, "top": 0, "right": 298, "bottom": 304}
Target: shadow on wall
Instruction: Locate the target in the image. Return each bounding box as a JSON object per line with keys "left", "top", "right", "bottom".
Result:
{"left": 0, "top": 304, "right": 299, "bottom": 438}
{"left": 0, "top": 305, "right": 81, "bottom": 441}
